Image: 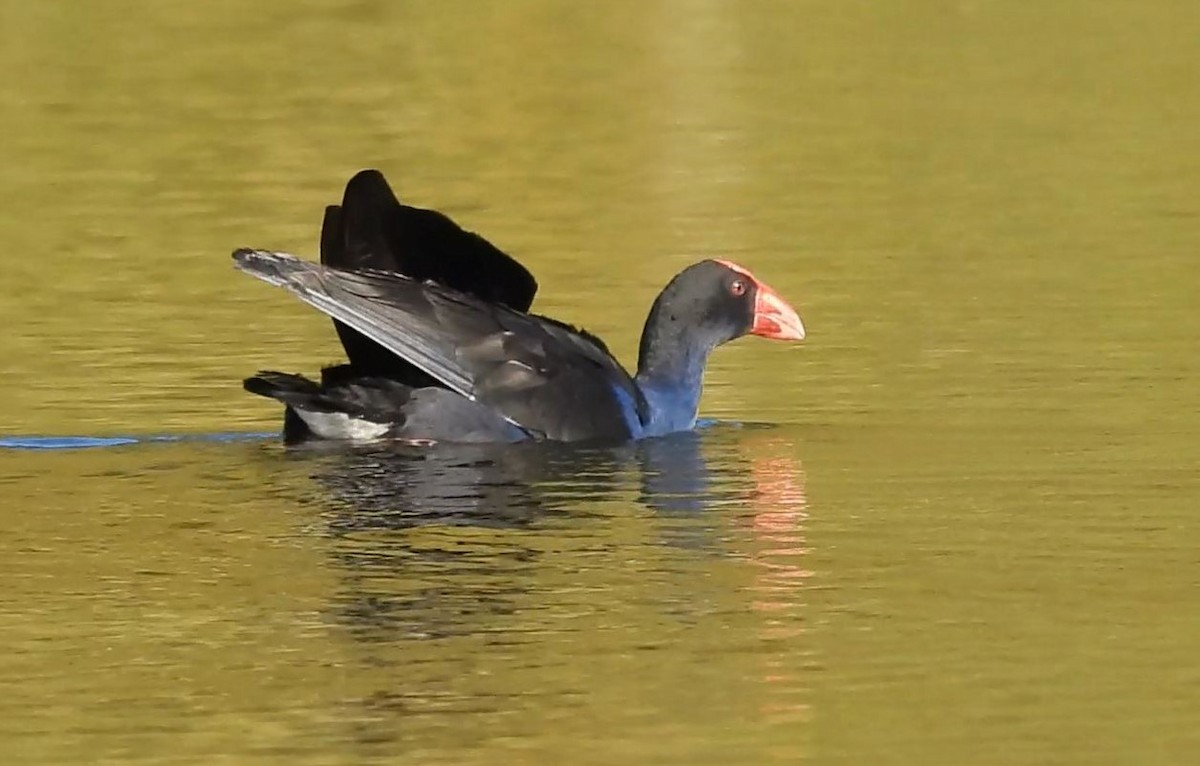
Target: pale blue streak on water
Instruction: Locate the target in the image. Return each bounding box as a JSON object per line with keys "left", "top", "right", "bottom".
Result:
{"left": 0, "top": 433, "right": 274, "bottom": 450}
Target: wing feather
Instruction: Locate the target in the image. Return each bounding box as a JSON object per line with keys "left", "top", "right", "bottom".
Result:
{"left": 234, "top": 249, "right": 644, "bottom": 441}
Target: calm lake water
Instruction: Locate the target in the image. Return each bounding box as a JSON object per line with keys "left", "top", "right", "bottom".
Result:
{"left": 1, "top": 2, "right": 1197, "bottom": 764}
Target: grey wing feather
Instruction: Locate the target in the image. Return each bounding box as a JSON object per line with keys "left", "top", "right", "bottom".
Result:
{"left": 234, "top": 248, "right": 477, "bottom": 397}
{"left": 233, "top": 249, "right": 643, "bottom": 441}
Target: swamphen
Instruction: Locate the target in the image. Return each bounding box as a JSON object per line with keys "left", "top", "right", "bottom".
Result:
{"left": 237, "top": 170, "right": 804, "bottom": 444}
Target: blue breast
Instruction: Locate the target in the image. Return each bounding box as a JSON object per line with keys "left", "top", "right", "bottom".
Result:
{"left": 634, "top": 379, "right": 702, "bottom": 439}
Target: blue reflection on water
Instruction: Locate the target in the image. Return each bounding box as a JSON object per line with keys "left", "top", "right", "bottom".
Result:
{"left": 0, "top": 420, "right": 729, "bottom": 451}
{"left": 0, "top": 433, "right": 274, "bottom": 450}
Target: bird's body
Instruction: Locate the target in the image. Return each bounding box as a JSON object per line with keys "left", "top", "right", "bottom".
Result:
{"left": 238, "top": 170, "right": 804, "bottom": 445}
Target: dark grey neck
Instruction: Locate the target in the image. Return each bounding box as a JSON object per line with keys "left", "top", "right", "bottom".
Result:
{"left": 635, "top": 287, "right": 715, "bottom": 380}
{"left": 636, "top": 328, "right": 711, "bottom": 386}
{"left": 633, "top": 294, "right": 718, "bottom": 434}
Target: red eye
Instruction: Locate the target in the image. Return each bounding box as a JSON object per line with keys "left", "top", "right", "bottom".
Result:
{"left": 730, "top": 279, "right": 747, "bottom": 297}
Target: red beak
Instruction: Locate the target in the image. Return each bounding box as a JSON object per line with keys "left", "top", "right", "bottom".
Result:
{"left": 751, "top": 281, "right": 805, "bottom": 341}
{"left": 714, "top": 259, "right": 805, "bottom": 341}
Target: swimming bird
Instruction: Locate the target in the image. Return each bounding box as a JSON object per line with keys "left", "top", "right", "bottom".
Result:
{"left": 237, "top": 170, "right": 804, "bottom": 444}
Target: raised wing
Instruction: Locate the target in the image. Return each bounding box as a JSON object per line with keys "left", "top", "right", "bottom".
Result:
{"left": 234, "top": 249, "right": 645, "bottom": 442}
{"left": 320, "top": 169, "right": 538, "bottom": 376}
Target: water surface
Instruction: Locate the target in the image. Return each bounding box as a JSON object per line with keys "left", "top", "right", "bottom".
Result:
{"left": 1, "top": 1, "right": 1197, "bottom": 764}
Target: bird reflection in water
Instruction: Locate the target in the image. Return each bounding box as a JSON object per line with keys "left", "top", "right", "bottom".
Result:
{"left": 287, "top": 426, "right": 786, "bottom": 638}
{"left": 743, "top": 434, "right": 812, "bottom": 726}
{"left": 306, "top": 425, "right": 748, "bottom": 533}
{"left": 281, "top": 425, "right": 810, "bottom": 745}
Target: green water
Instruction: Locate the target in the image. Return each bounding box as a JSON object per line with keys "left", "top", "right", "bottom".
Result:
{"left": 1, "top": 1, "right": 1197, "bottom": 764}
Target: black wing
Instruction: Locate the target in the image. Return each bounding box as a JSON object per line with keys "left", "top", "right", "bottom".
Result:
{"left": 320, "top": 169, "right": 538, "bottom": 376}
{"left": 234, "top": 249, "right": 646, "bottom": 443}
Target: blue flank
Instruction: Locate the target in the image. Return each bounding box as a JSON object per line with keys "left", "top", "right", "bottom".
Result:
{"left": 0, "top": 433, "right": 274, "bottom": 451}
{"left": 609, "top": 382, "right": 645, "bottom": 439}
